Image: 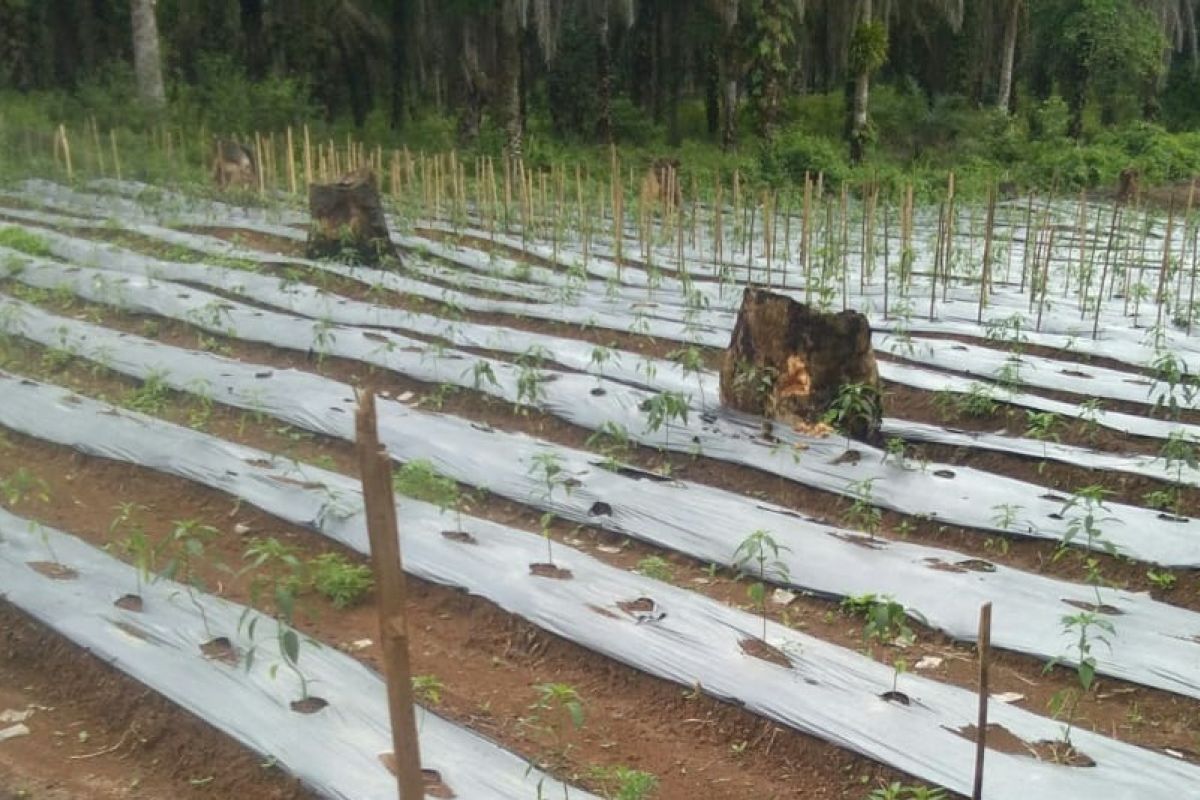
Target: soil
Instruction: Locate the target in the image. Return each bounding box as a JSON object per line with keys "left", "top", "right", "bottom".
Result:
{"left": 0, "top": 604, "right": 312, "bottom": 800}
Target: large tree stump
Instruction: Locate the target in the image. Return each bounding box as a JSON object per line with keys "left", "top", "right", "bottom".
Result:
{"left": 1116, "top": 167, "right": 1140, "bottom": 204}
{"left": 211, "top": 140, "right": 256, "bottom": 190}
{"left": 719, "top": 288, "right": 882, "bottom": 441}
{"left": 307, "top": 169, "right": 400, "bottom": 266}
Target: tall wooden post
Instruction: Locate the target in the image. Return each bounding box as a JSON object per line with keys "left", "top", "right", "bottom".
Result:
{"left": 355, "top": 391, "right": 425, "bottom": 800}
{"left": 972, "top": 602, "right": 993, "bottom": 800}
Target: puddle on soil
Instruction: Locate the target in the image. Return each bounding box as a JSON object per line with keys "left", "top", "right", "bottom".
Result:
{"left": 290, "top": 696, "right": 329, "bottom": 714}
{"left": 199, "top": 636, "right": 239, "bottom": 665}
{"left": 529, "top": 563, "right": 573, "bottom": 580}
{"left": 26, "top": 561, "right": 78, "bottom": 580}
{"left": 114, "top": 593, "right": 144, "bottom": 612}
{"left": 739, "top": 637, "right": 791, "bottom": 668}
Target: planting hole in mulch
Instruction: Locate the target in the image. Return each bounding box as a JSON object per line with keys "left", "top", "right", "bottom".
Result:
{"left": 1122, "top": 378, "right": 1153, "bottom": 386}
{"left": 617, "top": 597, "right": 666, "bottom": 624}
{"left": 596, "top": 462, "right": 674, "bottom": 483}
{"left": 926, "top": 557, "right": 997, "bottom": 574}
{"left": 1032, "top": 740, "right": 1097, "bottom": 767}
{"left": 378, "top": 755, "right": 457, "bottom": 797}
{"left": 588, "top": 501, "right": 613, "bottom": 517}
{"left": 113, "top": 620, "right": 149, "bottom": 641}
{"left": 441, "top": 530, "right": 477, "bottom": 544}
{"left": 953, "top": 724, "right": 1096, "bottom": 765}
{"left": 587, "top": 604, "right": 619, "bottom": 619}
{"left": 114, "top": 593, "right": 144, "bottom": 612}
{"left": 932, "top": 469, "right": 956, "bottom": 479}
{"left": 254, "top": 370, "right": 273, "bottom": 378}
{"left": 830, "top": 449, "right": 862, "bottom": 466}
{"left": 829, "top": 532, "right": 887, "bottom": 550}
{"left": 290, "top": 696, "right": 329, "bottom": 714}
{"left": 26, "top": 561, "right": 78, "bottom": 580}
{"left": 245, "top": 458, "right": 274, "bottom": 468}
{"left": 199, "top": 636, "right": 239, "bottom": 665}
{"left": 590, "top": 387, "right": 606, "bottom": 396}
{"left": 1157, "top": 512, "right": 1189, "bottom": 523}
{"left": 1060, "top": 369, "right": 1093, "bottom": 378}
{"left": 529, "top": 563, "right": 573, "bottom": 580}
{"left": 879, "top": 690, "right": 910, "bottom": 705}
{"left": 1040, "top": 493, "right": 1068, "bottom": 503}
{"left": 1062, "top": 598, "right": 1124, "bottom": 615}
{"left": 739, "top": 637, "right": 791, "bottom": 668}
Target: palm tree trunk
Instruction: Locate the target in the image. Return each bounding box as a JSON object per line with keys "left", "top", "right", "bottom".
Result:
{"left": 595, "top": 10, "right": 613, "bottom": 143}
{"left": 718, "top": 0, "right": 740, "bottom": 150}
{"left": 390, "top": 0, "right": 409, "bottom": 128}
{"left": 996, "top": 0, "right": 1020, "bottom": 112}
{"left": 497, "top": 0, "right": 523, "bottom": 161}
{"left": 130, "top": 0, "right": 165, "bottom": 109}
{"left": 850, "top": 0, "right": 873, "bottom": 163}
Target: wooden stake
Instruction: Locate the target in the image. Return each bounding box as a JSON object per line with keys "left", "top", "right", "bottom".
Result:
{"left": 58, "top": 124, "right": 73, "bottom": 180}
{"left": 978, "top": 185, "right": 996, "bottom": 323}
{"left": 354, "top": 391, "right": 425, "bottom": 800}
{"left": 972, "top": 602, "right": 993, "bottom": 800}
{"left": 109, "top": 130, "right": 121, "bottom": 181}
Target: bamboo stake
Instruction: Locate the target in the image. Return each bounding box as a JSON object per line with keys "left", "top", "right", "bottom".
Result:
{"left": 840, "top": 184, "right": 849, "bottom": 311}
{"left": 1036, "top": 229, "right": 1055, "bottom": 331}
{"left": 930, "top": 200, "right": 946, "bottom": 321}
{"left": 354, "top": 391, "right": 425, "bottom": 800}
{"left": 254, "top": 132, "right": 265, "bottom": 196}
{"left": 972, "top": 602, "right": 993, "bottom": 800}
{"left": 1156, "top": 199, "right": 1176, "bottom": 329}
{"left": 90, "top": 117, "right": 105, "bottom": 176}
{"left": 978, "top": 184, "right": 996, "bottom": 323}
{"left": 110, "top": 130, "right": 122, "bottom": 181}
{"left": 802, "top": 172, "right": 813, "bottom": 302}
{"left": 58, "top": 124, "right": 73, "bottom": 180}
{"left": 1189, "top": 225, "right": 1199, "bottom": 335}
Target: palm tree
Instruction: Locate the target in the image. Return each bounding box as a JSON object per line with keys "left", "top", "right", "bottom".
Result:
{"left": 130, "top": 0, "right": 165, "bottom": 109}
{"left": 997, "top": 0, "right": 1022, "bottom": 112}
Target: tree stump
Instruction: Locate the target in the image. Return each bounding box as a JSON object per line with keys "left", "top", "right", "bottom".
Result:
{"left": 307, "top": 169, "right": 400, "bottom": 266}
{"left": 1116, "top": 167, "right": 1140, "bottom": 205}
{"left": 719, "top": 288, "right": 882, "bottom": 441}
{"left": 211, "top": 140, "right": 256, "bottom": 190}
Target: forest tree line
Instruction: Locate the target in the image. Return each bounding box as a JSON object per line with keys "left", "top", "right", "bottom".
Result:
{"left": 2, "top": 1, "right": 1200, "bottom": 173}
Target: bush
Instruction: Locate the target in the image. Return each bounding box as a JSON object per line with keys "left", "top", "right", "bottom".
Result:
{"left": 761, "top": 127, "right": 848, "bottom": 186}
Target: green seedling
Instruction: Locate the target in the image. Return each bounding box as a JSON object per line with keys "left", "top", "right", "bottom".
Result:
{"left": 159, "top": 518, "right": 221, "bottom": 635}
{"left": 308, "top": 553, "right": 373, "bottom": 609}
{"left": 635, "top": 556, "right": 674, "bottom": 582}
{"left": 393, "top": 459, "right": 466, "bottom": 531}
{"left": 1046, "top": 611, "right": 1114, "bottom": 750}
{"left": 842, "top": 478, "right": 882, "bottom": 538}
{"left": 824, "top": 382, "right": 881, "bottom": 447}
{"left": 1146, "top": 569, "right": 1177, "bottom": 591}
{"left": 109, "top": 502, "right": 156, "bottom": 596}
{"left": 733, "top": 529, "right": 791, "bottom": 642}
{"left": 0, "top": 467, "right": 50, "bottom": 507}
{"left": 586, "top": 765, "right": 660, "bottom": 800}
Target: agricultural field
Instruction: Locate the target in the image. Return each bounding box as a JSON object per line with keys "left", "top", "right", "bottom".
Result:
{"left": 2, "top": 147, "right": 1200, "bottom": 800}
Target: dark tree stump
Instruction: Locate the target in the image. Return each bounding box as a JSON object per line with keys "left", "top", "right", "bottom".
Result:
{"left": 1116, "top": 167, "right": 1140, "bottom": 204}
{"left": 307, "top": 169, "right": 400, "bottom": 266}
{"left": 212, "top": 140, "right": 256, "bottom": 190}
{"left": 719, "top": 288, "right": 882, "bottom": 441}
